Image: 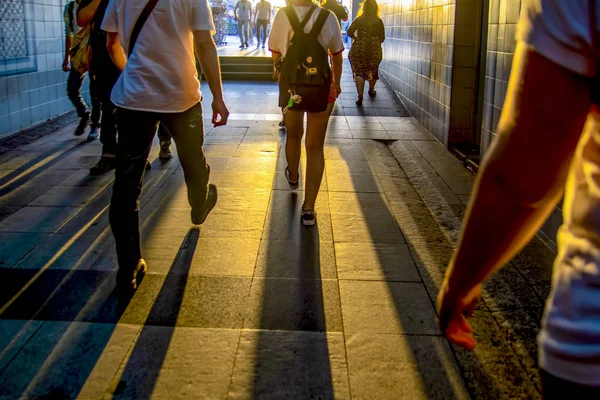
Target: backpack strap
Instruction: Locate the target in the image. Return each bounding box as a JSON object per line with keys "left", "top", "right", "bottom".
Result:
{"left": 589, "top": 0, "right": 600, "bottom": 104}
{"left": 308, "top": 8, "right": 330, "bottom": 39}
{"left": 284, "top": 4, "right": 318, "bottom": 37}
{"left": 128, "top": 0, "right": 160, "bottom": 57}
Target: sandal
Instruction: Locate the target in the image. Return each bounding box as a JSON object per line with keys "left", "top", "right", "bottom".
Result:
{"left": 285, "top": 166, "right": 299, "bottom": 190}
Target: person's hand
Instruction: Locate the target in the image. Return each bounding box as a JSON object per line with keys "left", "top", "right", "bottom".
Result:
{"left": 62, "top": 57, "right": 71, "bottom": 72}
{"left": 212, "top": 98, "right": 229, "bottom": 127}
{"left": 437, "top": 281, "right": 482, "bottom": 351}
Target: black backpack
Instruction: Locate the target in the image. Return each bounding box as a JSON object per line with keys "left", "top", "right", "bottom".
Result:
{"left": 280, "top": 5, "right": 332, "bottom": 113}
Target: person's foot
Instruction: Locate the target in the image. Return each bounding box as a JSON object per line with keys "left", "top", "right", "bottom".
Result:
{"left": 239, "top": 44, "right": 245, "bottom": 49}
{"left": 159, "top": 140, "right": 172, "bottom": 160}
{"left": 301, "top": 208, "right": 316, "bottom": 227}
{"left": 279, "top": 119, "right": 286, "bottom": 129}
{"left": 262, "top": 43, "right": 265, "bottom": 48}
{"left": 115, "top": 258, "right": 148, "bottom": 296}
{"left": 191, "top": 184, "right": 218, "bottom": 225}
{"left": 368, "top": 89, "right": 377, "bottom": 98}
{"left": 245, "top": 42, "right": 249, "bottom": 48}
{"left": 74, "top": 113, "right": 90, "bottom": 136}
{"left": 257, "top": 42, "right": 260, "bottom": 48}
{"left": 145, "top": 160, "right": 152, "bottom": 171}
{"left": 87, "top": 126, "right": 99, "bottom": 141}
{"left": 356, "top": 95, "right": 363, "bottom": 106}
{"left": 285, "top": 167, "right": 299, "bottom": 190}
{"left": 90, "top": 157, "right": 117, "bottom": 176}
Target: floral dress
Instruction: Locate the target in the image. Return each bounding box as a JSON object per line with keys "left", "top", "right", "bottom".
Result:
{"left": 348, "top": 16, "right": 385, "bottom": 81}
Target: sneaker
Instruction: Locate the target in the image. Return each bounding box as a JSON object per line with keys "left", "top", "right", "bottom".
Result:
{"left": 279, "top": 119, "right": 286, "bottom": 129}
{"left": 368, "top": 89, "right": 377, "bottom": 98}
{"left": 301, "top": 208, "right": 316, "bottom": 227}
{"left": 115, "top": 258, "right": 148, "bottom": 296}
{"left": 159, "top": 140, "right": 172, "bottom": 160}
{"left": 285, "top": 166, "right": 299, "bottom": 190}
{"left": 262, "top": 43, "right": 265, "bottom": 49}
{"left": 191, "top": 184, "right": 218, "bottom": 225}
{"left": 239, "top": 44, "right": 245, "bottom": 49}
{"left": 74, "top": 114, "right": 90, "bottom": 136}
{"left": 90, "top": 157, "right": 117, "bottom": 176}
{"left": 87, "top": 126, "right": 99, "bottom": 141}
{"left": 245, "top": 42, "right": 249, "bottom": 48}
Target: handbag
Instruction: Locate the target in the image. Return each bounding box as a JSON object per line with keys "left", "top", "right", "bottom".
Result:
{"left": 69, "top": 21, "right": 92, "bottom": 73}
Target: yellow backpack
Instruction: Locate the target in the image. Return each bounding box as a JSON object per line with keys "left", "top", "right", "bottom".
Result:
{"left": 69, "top": 7, "right": 92, "bottom": 74}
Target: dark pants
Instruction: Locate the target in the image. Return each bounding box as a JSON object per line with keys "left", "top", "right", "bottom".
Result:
{"left": 109, "top": 103, "right": 210, "bottom": 272}
{"left": 256, "top": 19, "right": 269, "bottom": 45}
{"left": 67, "top": 69, "right": 100, "bottom": 126}
{"left": 542, "top": 370, "right": 600, "bottom": 399}
{"left": 157, "top": 123, "right": 171, "bottom": 142}
{"left": 90, "top": 68, "right": 119, "bottom": 157}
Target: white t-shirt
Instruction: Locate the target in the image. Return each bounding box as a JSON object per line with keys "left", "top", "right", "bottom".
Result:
{"left": 101, "top": 0, "right": 214, "bottom": 113}
{"left": 235, "top": 1, "right": 252, "bottom": 21}
{"left": 519, "top": 0, "right": 600, "bottom": 387}
{"left": 268, "top": 5, "right": 344, "bottom": 58}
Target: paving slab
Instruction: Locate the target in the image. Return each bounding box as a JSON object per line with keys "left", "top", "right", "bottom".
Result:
{"left": 108, "top": 327, "right": 240, "bottom": 400}
{"left": 0, "top": 232, "right": 46, "bottom": 268}
{"left": 0, "top": 321, "right": 139, "bottom": 400}
{"left": 229, "top": 331, "right": 350, "bottom": 400}
{"left": 339, "top": 280, "right": 438, "bottom": 335}
{"left": 335, "top": 242, "right": 421, "bottom": 282}
{"left": 0, "top": 319, "right": 43, "bottom": 372}
{"left": 255, "top": 240, "right": 337, "bottom": 279}
{"left": 244, "top": 278, "right": 343, "bottom": 332}
{"left": 346, "top": 333, "right": 470, "bottom": 400}
{"left": 0, "top": 206, "right": 81, "bottom": 233}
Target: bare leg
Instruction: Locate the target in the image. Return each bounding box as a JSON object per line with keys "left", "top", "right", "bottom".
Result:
{"left": 304, "top": 103, "right": 334, "bottom": 210}
{"left": 368, "top": 79, "right": 377, "bottom": 92}
{"left": 284, "top": 109, "right": 304, "bottom": 181}
{"left": 355, "top": 76, "right": 366, "bottom": 97}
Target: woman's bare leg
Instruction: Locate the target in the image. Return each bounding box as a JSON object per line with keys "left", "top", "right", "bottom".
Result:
{"left": 368, "top": 79, "right": 377, "bottom": 92}
{"left": 284, "top": 109, "right": 304, "bottom": 181}
{"left": 355, "top": 76, "right": 366, "bottom": 97}
{"left": 304, "top": 103, "right": 334, "bottom": 210}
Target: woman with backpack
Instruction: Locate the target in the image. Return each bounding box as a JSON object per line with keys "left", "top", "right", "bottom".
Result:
{"left": 269, "top": 0, "right": 344, "bottom": 226}
{"left": 347, "top": 0, "right": 385, "bottom": 106}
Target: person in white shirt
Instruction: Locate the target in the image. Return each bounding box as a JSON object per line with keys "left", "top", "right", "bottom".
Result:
{"left": 102, "top": 0, "right": 229, "bottom": 294}
{"left": 268, "top": 0, "right": 343, "bottom": 226}
{"left": 437, "top": 0, "right": 600, "bottom": 396}
{"left": 234, "top": 0, "right": 252, "bottom": 48}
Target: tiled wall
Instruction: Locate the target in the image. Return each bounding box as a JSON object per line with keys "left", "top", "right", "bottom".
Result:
{"left": 0, "top": 0, "right": 88, "bottom": 139}
{"left": 379, "top": 0, "right": 455, "bottom": 144}
{"left": 480, "top": 0, "right": 520, "bottom": 154}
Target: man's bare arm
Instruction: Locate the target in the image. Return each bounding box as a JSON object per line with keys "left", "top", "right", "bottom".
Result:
{"left": 193, "top": 30, "right": 229, "bottom": 126}
{"left": 106, "top": 32, "right": 126, "bottom": 71}
{"left": 438, "top": 42, "right": 592, "bottom": 349}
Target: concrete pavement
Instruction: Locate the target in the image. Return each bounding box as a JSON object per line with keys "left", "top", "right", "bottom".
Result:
{"left": 0, "top": 71, "right": 555, "bottom": 399}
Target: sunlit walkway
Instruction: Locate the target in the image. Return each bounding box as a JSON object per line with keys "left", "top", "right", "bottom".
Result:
{"left": 0, "top": 66, "right": 555, "bottom": 399}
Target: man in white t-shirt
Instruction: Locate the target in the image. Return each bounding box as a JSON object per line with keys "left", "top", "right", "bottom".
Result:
{"left": 102, "top": 0, "right": 229, "bottom": 294}
{"left": 437, "top": 0, "right": 600, "bottom": 396}
{"left": 234, "top": 0, "right": 252, "bottom": 48}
